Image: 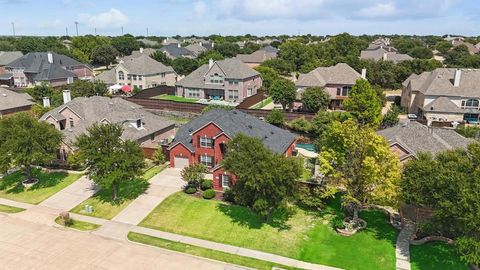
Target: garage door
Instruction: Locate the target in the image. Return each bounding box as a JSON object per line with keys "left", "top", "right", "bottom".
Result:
{"left": 174, "top": 156, "right": 189, "bottom": 169}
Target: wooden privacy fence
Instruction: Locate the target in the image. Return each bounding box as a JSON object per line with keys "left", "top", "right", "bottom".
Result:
{"left": 236, "top": 90, "right": 266, "bottom": 109}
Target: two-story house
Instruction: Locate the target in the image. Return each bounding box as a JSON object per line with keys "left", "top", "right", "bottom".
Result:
{"left": 236, "top": 45, "right": 279, "bottom": 68}
{"left": 5, "top": 52, "right": 93, "bottom": 88}
{"left": 96, "top": 49, "right": 177, "bottom": 91}
{"left": 175, "top": 58, "right": 262, "bottom": 103}
{"left": 401, "top": 68, "right": 480, "bottom": 123}
{"left": 41, "top": 92, "right": 175, "bottom": 163}
{"left": 295, "top": 63, "right": 363, "bottom": 109}
{"left": 168, "top": 109, "right": 296, "bottom": 191}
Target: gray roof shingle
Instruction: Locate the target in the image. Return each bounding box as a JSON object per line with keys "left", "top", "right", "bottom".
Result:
{"left": 0, "top": 87, "right": 34, "bottom": 112}
{"left": 377, "top": 121, "right": 473, "bottom": 157}
{"left": 296, "top": 63, "right": 361, "bottom": 88}
{"left": 171, "top": 109, "right": 296, "bottom": 154}
{"left": 40, "top": 96, "right": 175, "bottom": 147}
{"left": 160, "top": 44, "right": 195, "bottom": 58}
{"left": 0, "top": 51, "right": 23, "bottom": 66}
{"left": 119, "top": 53, "right": 175, "bottom": 75}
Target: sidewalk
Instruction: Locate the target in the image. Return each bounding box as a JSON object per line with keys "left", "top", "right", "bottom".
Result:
{"left": 396, "top": 222, "right": 416, "bottom": 270}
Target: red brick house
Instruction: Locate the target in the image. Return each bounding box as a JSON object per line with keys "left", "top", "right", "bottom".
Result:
{"left": 168, "top": 109, "right": 296, "bottom": 191}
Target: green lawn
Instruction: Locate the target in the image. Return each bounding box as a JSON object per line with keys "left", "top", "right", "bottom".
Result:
{"left": 250, "top": 97, "right": 273, "bottom": 109}
{"left": 128, "top": 232, "right": 300, "bottom": 270}
{"left": 155, "top": 95, "right": 199, "bottom": 103}
{"left": 0, "top": 169, "right": 82, "bottom": 204}
{"left": 410, "top": 242, "right": 468, "bottom": 270}
{"left": 0, "top": 204, "right": 25, "bottom": 213}
{"left": 54, "top": 217, "right": 101, "bottom": 231}
{"left": 71, "top": 166, "right": 163, "bottom": 220}
{"left": 139, "top": 192, "right": 398, "bottom": 270}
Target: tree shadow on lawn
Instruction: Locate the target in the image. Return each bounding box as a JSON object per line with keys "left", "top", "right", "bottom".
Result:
{"left": 0, "top": 169, "right": 66, "bottom": 194}
{"left": 216, "top": 203, "right": 295, "bottom": 231}
{"left": 410, "top": 242, "right": 467, "bottom": 270}
{"left": 94, "top": 179, "right": 150, "bottom": 205}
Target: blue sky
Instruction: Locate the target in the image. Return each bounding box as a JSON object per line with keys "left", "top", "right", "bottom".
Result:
{"left": 0, "top": 0, "right": 478, "bottom": 36}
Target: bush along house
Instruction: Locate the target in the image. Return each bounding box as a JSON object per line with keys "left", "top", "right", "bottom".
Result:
{"left": 168, "top": 109, "right": 296, "bottom": 191}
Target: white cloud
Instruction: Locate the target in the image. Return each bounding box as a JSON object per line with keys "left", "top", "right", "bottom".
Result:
{"left": 356, "top": 2, "right": 398, "bottom": 18}
{"left": 79, "top": 8, "right": 128, "bottom": 29}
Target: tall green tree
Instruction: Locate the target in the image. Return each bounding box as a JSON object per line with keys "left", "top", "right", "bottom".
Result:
{"left": 111, "top": 34, "right": 140, "bottom": 56}
{"left": 91, "top": 44, "right": 119, "bottom": 66}
{"left": 254, "top": 66, "right": 280, "bottom": 91}
{"left": 343, "top": 79, "right": 383, "bottom": 127}
{"left": 214, "top": 42, "right": 240, "bottom": 57}
{"left": 381, "top": 105, "right": 400, "bottom": 129}
{"left": 172, "top": 57, "right": 199, "bottom": 76}
{"left": 301, "top": 87, "right": 331, "bottom": 112}
{"left": 318, "top": 120, "right": 401, "bottom": 222}
{"left": 75, "top": 123, "right": 145, "bottom": 200}
{"left": 69, "top": 80, "right": 108, "bottom": 98}
{"left": 269, "top": 78, "right": 297, "bottom": 110}
{"left": 222, "top": 134, "right": 301, "bottom": 220}
{"left": 0, "top": 113, "right": 62, "bottom": 180}
{"left": 151, "top": 51, "right": 172, "bottom": 66}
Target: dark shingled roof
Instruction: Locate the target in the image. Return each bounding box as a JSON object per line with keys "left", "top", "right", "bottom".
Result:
{"left": 160, "top": 44, "right": 195, "bottom": 58}
{"left": 377, "top": 121, "right": 473, "bottom": 157}
{"left": 170, "top": 109, "right": 296, "bottom": 154}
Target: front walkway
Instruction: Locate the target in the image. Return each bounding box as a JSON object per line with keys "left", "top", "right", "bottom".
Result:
{"left": 39, "top": 176, "right": 98, "bottom": 211}
{"left": 396, "top": 222, "right": 416, "bottom": 270}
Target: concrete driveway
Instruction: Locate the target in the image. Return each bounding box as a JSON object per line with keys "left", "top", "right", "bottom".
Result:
{"left": 110, "top": 168, "right": 184, "bottom": 226}
{"left": 40, "top": 176, "right": 98, "bottom": 211}
{"left": 0, "top": 214, "right": 229, "bottom": 270}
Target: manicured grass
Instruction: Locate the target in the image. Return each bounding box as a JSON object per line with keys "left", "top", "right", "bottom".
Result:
{"left": 0, "top": 169, "right": 82, "bottom": 204}
{"left": 54, "top": 217, "right": 101, "bottom": 231}
{"left": 139, "top": 192, "right": 398, "bottom": 270}
{"left": 410, "top": 242, "right": 468, "bottom": 270}
{"left": 0, "top": 204, "right": 25, "bottom": 213}
{"left": 128, "top": 232, "right": 300, "bottom": 270}
{"left": 155, "top": 95, "right": 199, "bottom": 103}
{"left": 250, "top": 97, "right": 273, "bottom": 109}
{"left": 71, "top": 166, "right": 163, "bottom": 220}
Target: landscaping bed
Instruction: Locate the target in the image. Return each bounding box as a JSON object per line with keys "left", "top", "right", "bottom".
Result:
{"left": 0, "top": 169, "right": 82, "bottom": 204}
{"left": 410, "top": 242, "right": 468, "bottom": 270}
{"left": 127, "top": 232, "right": 297, "bottom": 270}
{"left": 70, "top": 166, "right": 163, "bottom": 220}
{"left": 139, "top": 192, "right": 398, "bottom": 270}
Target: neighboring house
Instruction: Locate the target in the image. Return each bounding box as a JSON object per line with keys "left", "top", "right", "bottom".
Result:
{"left": 378, "top": 121, "right": 473, "bottom": 163}
{"left": 4, "top": 52, "right": 93, "bottom": 88}
{"left": 175, "top": 58, "right": 262, "bottom": 103}
{"left": 0, "top": 51, "right": 23, "bottom": 73}
{"left": 0, "top": 87, "right": 34, "bottom": 118}
{"left": 371, "top": 38, "right": 391, "bottom": 47}
{"left": 96, "top": 50, "right": 177, "bottom": 91}
{"left": 41, "top": 94, "right": 175, "bottom": 163}
{"left": 185, "top": 42, "right": 214, "bottom": 57}
{"left": 360, "top": 45, "right": 413, "bottom": 63}
{"left": 159, "top": 44, "right": 196, "bottom": 59}
{"left": 295, "top": 63, "right": 363, "bottom": 109}
{"left": 128, "top": 48, "right": 157, "bottom": 58}
{"left": 450, "top": 39, "right": 479, "bottom": 55}
{"left": 137, "top": 38, "right": 159, "bottom": 47}
{"left": 162, "top": 37, "right": 180, "bottom": 46}
{"left": 444, "top": 35, "right": 464, "bottom": 42}
{"left": 168, "top": 109, "right": 296, "bottom": 191}
{"left": 236, "top": 45, "right": 279, "bottom": 68}
{"left": 401, "top": 68, "right": 480, "bottom": 123}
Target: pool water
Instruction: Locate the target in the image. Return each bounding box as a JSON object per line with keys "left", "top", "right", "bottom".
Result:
{"left": 296, "top": 143, "right": 316, "bottom": 152}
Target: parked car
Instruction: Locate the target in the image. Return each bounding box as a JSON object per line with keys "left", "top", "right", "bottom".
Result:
{"left": 407, "top": 114, "right": 418, "bottom": 120}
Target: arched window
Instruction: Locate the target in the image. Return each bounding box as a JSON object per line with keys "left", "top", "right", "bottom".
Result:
{"left": 118, "top": 71, "right": 125, "bottom": 80}
{"left": 462, "top": 99, "right": 480, "bottom": 109}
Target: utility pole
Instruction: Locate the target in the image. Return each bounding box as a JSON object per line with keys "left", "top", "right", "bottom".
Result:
{"left": 65, "top": 27, "right": 68, "bottom": 36}
{"left": 11, "top": 22, "right": 15, "bottom": 37}
{"left": 94, "top": 27, "right": 97, "bottom": 35}
{"left": 121, "top": 26, "right": 124, "bottom": 35}
{"left": 146, "top": 27, "right": 149, "bottom": 37}
{"left": 74, "top": 21, "right": 79, "bottom": 36}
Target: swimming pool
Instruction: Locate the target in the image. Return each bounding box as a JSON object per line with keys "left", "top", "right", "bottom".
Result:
{"left": 296, "top": 143, "right": 316, "bottom": 152}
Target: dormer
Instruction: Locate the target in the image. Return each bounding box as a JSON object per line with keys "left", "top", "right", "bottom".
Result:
{"left": 129, "top": 118, "right": 144, "bottom": 130}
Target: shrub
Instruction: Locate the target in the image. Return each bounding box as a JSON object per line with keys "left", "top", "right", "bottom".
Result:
{"left": 201, "top": 179, "right": 213, "bottom": 191}
{"left": 153, "top": 148, "right": 165, "bottom": 165}
{"left": 223, "top": 188, "right": 235, "bottom": 203}
{"left": 456, "top": 125, "right": 480, "bottom": 139}
{"left": 266, "top": 109, "right": 284, "bottom": 126}
{"left": 202, "top": 189, "right": 216, "bottom": 199}
{"left": 288, "top": 116, "right": 312, "bottom": 133}
{"left": 184, "top": 186, "right": 197, "bottom": 194}
{"left": 296, "top": 185, "right": 326, "bottom": 210}
{"left": 181, "top": 164, "right": 207, "bottom": 189}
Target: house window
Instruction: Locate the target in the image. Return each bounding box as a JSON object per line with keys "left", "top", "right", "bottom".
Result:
{"left": 69, "top": 117, "right": 74, "bottom": 128}
{"left": 161, "top": 82, "right": 166, "bottom": 86}
{"left": 337, "top": 86, "right": 351, "bottom": 96}
{"left": 118, "top": 71, "right": 125, "bottom": 80}
{"left": 127, "top": 74, "right": 132, "bottom": 80}
{"left": 199, "top": 155, "right": 213, "bottom": 167}
{"left": 132, "top": 75, "right": 137, "bottom": 80}
{"left": 210, "top": 73, "right": 224, "bottom": 84}
{"left": 138, "top": 75, "right": 142, "bottom": 81}
{"left": 187, "top": 89, "right": 201, "bottom": 98}
{"left": 221, "top": 174, "right": 230, "bottom": 188}
{"left": 136, "top": 119, "right": 142, "bottom": 128}
{"left": 228, "top": 90, "right": 238, "bottom": 100}
{"left": 461, "top": 99, "right": 480, "bottom": 109}
{"left": 199, "top": 137, "right": 213, "bottom": 148}
{"left": 161, "top": 73, "right": 165, "bottom": 78}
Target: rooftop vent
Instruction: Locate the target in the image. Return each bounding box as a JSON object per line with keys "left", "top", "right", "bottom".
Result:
{"left": 1, "top": 93, "right": 6, "bottom": 97}
{"left": 232, "top": 111, "right": 237, "bottom": 114}
{"left": 264, "top": 135, "right": 268, "bottom": 139}
{"left": 270, "top": 131, "right": 274, "bottom": 135}
{"left": 248, "top": 125, "right": 252, "bottom": 129}
{"left": 188, "top": 128, "right": 193, "bottom": 132}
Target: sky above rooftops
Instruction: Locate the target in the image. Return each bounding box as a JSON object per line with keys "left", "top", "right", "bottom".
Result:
{"left": 0, "top": 0, "right": 478, "bottom": 36}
